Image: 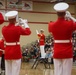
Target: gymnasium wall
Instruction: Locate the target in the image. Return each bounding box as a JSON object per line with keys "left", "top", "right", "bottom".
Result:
{"left": 0, "top": 2, "right": 75, "bottom": 46}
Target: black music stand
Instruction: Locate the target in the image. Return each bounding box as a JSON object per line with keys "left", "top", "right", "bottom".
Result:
{"left": 31, "top": 56, "right": 51, "bottom": 69}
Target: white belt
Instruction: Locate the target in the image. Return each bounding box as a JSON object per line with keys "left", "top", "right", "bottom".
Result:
{"left": 54, "top": 40, "right": 72, "bottom": 43}
{"left": 6, "top": 42, "right": 20, "bottom": 45}
{"left": 0, "top": 49, "right": 4, "bottom": 51}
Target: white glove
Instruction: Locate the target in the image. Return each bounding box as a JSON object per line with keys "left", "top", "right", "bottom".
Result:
{"left": 15, "top": 18, "right": 24, "bottom": 26}
{"left": 66, "top": 11, "right": 71, "bottom": 17}
{"left": 65, "top": 11, "right": 71, "bottom": 20}
{"left": 23, "top": 19, "right": 29, "bottom": 28}
{"left": 15, "top": 22, "right": 24, "bottom": 26}
{"left": 36, "top": 30, "right": 39, "bottom": 34}
{"left": 18, "top": 18, "right": 24, "bottom": 26}
{"left": 18, "top": 18, "right": 29, "bottom": 28}
{"left": 19, "top": 18, "right": 23, "bottom": 23}
{"left": 65, "top": 11, "right": 76, "bottom": 22}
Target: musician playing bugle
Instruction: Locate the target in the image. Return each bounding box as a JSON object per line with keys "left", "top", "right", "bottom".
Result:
{"left": 2, "top": 11, "right": 31, "bottom": 75}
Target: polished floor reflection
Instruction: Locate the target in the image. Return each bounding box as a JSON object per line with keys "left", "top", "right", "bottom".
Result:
{"left": 20, "top": 60, "right": 76, "bottom": 75}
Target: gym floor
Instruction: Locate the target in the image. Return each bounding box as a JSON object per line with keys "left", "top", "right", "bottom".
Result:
{"left": 20, "top": 61, "right": 76, "bottom": 75}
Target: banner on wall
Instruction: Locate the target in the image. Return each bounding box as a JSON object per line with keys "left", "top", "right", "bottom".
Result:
{"left": 7, "top": 0, "right": 33, "bottom": 11}
{"left": 0, "top": 0, "right": 6, "bottom": 9}
{"left": 7, "top": 0, "right": 22, "bottom": 9}
{"left": 22, "top": 1, "right": 33, "bottom": 11}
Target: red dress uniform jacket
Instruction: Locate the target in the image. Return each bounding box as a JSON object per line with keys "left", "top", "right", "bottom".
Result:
{"left": 0, "top": 39, "right": 5, "bottom": 57}
{"left": 38, "top": 34, "right": 45, "bottom": 45}
{"left": 2, "top": 23, "right": 31, "bottom": 59}
{"left": 48, "top": 17, "right": 76, "bottom": 59}
{"left": 0, "top": 13, "right": 4, "bottom": 24}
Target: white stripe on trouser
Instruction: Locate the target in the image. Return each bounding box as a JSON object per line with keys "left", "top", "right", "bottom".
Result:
{"left": 54, "top": 58, "right": 73, "bottom": 75}
{"left": 40, "top": 45, "right": 46, "bottom": 58}
{"left": 5, "top": 59, "right": 21, "bottom": 75}
{"left": 0, "top": 57, "right": 2, "bottom": 73}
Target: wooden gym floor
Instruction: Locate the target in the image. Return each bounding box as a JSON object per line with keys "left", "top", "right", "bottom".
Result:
{"left": 20, "top": 60, "right": 76, "bottom": 75}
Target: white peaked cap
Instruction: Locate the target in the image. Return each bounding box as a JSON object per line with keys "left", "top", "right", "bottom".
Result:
{"left": 5, "top": 11, "right": 18, "bottom": 19}
{"left": 54, "top": 2, "right": 69, "bottom": 12}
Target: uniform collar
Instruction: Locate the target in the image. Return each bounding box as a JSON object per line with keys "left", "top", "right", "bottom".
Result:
{"left": 58, "top": 17, "right": 65, "bottom": 20}
{"left": 8, "top": 23, "right": 15, "bottom": 26}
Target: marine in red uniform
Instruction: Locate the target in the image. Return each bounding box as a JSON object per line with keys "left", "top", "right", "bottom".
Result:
{"left": 2, "top": 11, "right": 31, "bottom": 75}
{"left": 0, "top": 11, "right": 5, "bottom": 75}
{"left": 48, "top": 2, "right": 76, "bottom": 75}
{"left": 0, "top": 12, "right": 4, "bottom": 25}
{"left": 36, "top": 29, "right": 45, "bottom": 58}
{"left": 0, "top": 38, "right": 4, "bottom": 75}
